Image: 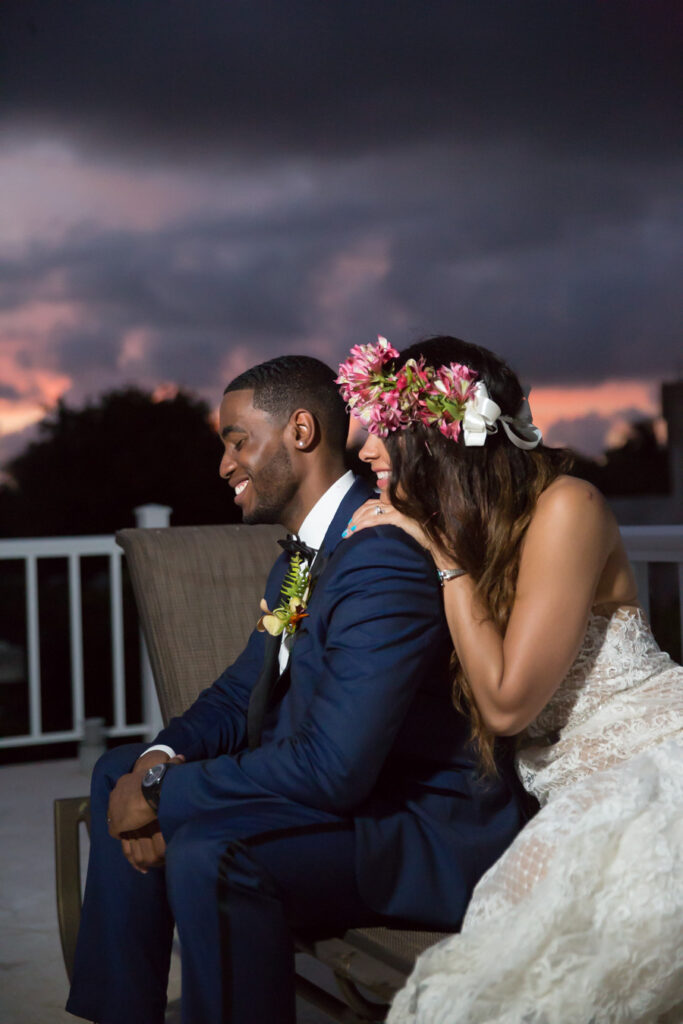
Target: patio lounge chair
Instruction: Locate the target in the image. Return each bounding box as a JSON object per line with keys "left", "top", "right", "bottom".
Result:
{"left": 55, "top": 523, "right": 450, "bottom": 1022}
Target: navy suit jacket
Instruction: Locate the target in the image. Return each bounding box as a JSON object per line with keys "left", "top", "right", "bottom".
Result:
{"left": 154, "top": 477, "right": 529, "bottom": 929}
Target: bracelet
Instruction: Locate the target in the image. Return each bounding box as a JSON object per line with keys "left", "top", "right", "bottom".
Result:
{"left": 437, "top": 568, "right": 467, "bottom": 586}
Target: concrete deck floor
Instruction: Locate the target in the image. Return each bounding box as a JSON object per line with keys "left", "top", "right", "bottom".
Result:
{"left": 0, "top": 758, "right": 340, "bottom": 1024}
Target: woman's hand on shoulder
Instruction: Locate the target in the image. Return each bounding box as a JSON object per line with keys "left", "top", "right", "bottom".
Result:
{"left": 342, "top": 498, "right": 432, "bottom": 551}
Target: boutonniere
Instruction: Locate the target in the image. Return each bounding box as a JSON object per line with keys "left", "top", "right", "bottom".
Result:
{"left": 257, "top": 553, "right": 311, "bottom": 637}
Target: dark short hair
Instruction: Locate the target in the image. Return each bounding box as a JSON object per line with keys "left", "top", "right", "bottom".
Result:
{"left": 224, "top": 355, "right": 349, "bottom": 453}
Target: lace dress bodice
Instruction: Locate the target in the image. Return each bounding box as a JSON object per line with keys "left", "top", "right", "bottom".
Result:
{"left": 517, "top": 608, "right": 682, "bottom": 804}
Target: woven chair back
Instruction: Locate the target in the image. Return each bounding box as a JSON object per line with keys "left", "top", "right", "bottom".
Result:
{"left": 116, "top": 524, "right": 281, "bottom": 723}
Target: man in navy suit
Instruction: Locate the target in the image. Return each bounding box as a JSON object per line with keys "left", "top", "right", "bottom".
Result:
{"left": 67, "top": 355, "right": 529, "bottom": 1024}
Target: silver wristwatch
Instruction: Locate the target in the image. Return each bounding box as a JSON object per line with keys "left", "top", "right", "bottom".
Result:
{"left": 141, "top": 762, "right": 171, "bottom": 813}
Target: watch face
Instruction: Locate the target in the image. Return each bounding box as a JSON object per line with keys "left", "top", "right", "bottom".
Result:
{"left": 143, "top": 763, "right": 166, "bottom": 787}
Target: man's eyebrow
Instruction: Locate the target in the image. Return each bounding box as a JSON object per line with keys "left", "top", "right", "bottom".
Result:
{"left": 220, "top": 424, "right": 247, "bottom": 440}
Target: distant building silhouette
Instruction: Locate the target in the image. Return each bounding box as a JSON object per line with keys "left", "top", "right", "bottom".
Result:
{"left": 663, "top": 381, "right": 683, "bottom": 515}
{"left": 609, "top": 380, "right": 682, "bottom": 525}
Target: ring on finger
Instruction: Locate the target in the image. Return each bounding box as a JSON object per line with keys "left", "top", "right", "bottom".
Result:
{"left": 374, "top": 505, "right": 385, "bottom": 516}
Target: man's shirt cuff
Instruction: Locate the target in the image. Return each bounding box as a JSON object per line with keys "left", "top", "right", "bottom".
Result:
{"left": 139, "top": 744, "right": 176, "bottom": 760}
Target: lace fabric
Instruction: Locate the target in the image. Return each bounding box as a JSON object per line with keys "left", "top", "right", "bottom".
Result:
{"left": 388, "top": 609, "right": 683, "bottom": 1024}
{"left": 518, "top": 609, "right": 682, "bottom": 804}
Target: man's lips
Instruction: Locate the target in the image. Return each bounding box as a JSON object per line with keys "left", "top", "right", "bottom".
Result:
{"left": 233, "top": 479, "right": 249, "bottom": 501}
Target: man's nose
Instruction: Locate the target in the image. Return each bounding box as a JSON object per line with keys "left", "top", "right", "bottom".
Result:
{"left": 219, "top": 452, "right": 236, "bottom": 479}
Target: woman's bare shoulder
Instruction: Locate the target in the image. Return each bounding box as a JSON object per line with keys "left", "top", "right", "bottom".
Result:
{"left": 536, "top": 474, "right": 608, "bottom": 515}
{"left": 531, "top": 475, "right": 616, "bottom": 541}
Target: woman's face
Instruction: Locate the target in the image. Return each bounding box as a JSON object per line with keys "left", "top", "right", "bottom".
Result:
{"left": 358, "top": 432, "right": 393, "bottom": 500}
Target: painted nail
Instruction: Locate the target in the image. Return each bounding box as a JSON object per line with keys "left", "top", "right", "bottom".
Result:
{"left": 350, "top": 525, "right": 356, "bottom": 532}
{"left": 341, "top": 529, "right": 348, "bottom": 538}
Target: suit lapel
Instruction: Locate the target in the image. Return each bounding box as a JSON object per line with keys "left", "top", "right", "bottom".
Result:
{"left": 247, "top": 476, "right": 375, "bottom": 749}
{"left": 246, "top": 555, "right": 289, "bottom": 750}
{"left": 247, "top": 633, "right": 280, "bottom": 750}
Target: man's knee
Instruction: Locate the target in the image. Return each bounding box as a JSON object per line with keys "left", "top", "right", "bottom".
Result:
{"left": 165, "top": 817, "right": 274, "bottom": 915}
{"left": 164, "top": 818, "right": 229, "bottom": 924}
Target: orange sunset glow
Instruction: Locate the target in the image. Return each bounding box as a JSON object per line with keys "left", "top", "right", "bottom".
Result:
{"left": 529, "top": 379, "right": 664, "bottom": 449}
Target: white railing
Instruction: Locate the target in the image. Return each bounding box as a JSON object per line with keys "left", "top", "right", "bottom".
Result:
{"left": 0, "top": 518, "right": 681, "bottom": 751}
{"left": 0, "top": 504, "right": 169, "bottom": 750}
{"left": 621, "top": 525, "right": 683, "bottom": 643}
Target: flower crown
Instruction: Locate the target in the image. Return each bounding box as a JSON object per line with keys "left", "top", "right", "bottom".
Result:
{"left": 336, "top": 336, "right": 542, "bottom": 449}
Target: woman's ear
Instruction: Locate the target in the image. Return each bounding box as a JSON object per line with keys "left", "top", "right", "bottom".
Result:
{"left": 290, "top": 409, "right": 317, "bottom": 451}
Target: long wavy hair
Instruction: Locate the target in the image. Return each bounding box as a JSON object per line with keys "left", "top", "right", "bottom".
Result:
{"left": 385, "top": 336, "right": 572, "bottom": 773}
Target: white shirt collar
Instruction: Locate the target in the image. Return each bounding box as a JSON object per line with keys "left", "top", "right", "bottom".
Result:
{"left": 296, "top": 470, "right": 355, "bottom": 554}
{"left": 278, "top": 470, "right": 355, "bottom": 671}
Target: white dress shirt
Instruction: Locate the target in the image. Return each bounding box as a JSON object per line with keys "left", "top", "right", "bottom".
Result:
{"left": 143, "top": 470, "right": 356, "bottom": 761}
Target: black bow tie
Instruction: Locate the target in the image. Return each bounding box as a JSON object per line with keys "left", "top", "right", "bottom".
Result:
{"left": 278, "top": 534, "right": 317, "bottom": 563}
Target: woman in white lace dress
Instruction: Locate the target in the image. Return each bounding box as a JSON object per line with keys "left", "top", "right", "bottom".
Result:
{"left": 338, "top": 335, "right": 683, "bottom": 1023}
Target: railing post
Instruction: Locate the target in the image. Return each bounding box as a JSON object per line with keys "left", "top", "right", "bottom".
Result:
{"left": 134, "top": 504, "right": 172, "bottom": 530}
{"left": 79, "top": 716, "right": 105, "bottom": 775}
{"left": 134, "top": 505, "right": 172, "bottom": 740}
{"left": 631, "top": 562, "right": 650, "bottom": 621}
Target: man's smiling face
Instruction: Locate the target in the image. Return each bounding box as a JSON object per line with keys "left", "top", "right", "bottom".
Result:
{"left": 218, "top": 388, "right": 298, "bottom": 525}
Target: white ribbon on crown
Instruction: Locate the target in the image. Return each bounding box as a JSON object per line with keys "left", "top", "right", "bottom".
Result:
{"left": 462, "top": 382, "right": 502, "bottom": 446}
{"left": 500, "top": 396, "right": 543, "bottom": 450}
{"left": 462, "top": 382, "right": 543, "bottom": 450}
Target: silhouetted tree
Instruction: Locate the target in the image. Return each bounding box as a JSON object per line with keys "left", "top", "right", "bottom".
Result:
{"left": 569, "top": 419, "right": 669, "bottom": 497}
{"left": 0, "top": 396, "right": 670, "bottom": 538}
{"left": 0, "top": 388, "right": 238, "bottom": 536}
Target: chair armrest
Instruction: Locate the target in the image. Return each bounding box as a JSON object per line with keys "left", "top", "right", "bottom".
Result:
{"left": 54, "top": 795, "right": 91, "bottom": 981}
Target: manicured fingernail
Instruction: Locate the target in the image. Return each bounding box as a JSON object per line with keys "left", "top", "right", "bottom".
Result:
{"left": 350, "top": 524, "right": 356, "bottom": 531}
{"left": 341, "top": 529, "right": 348, "bottom": 538}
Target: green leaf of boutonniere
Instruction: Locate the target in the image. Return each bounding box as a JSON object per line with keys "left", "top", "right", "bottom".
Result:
{"left": 257, "top": 553, "right": 311, "bottom": 637}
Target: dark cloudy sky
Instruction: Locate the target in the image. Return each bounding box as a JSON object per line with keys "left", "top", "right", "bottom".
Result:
{"left": 0, "top": 0, "right": 680, "bottom": 461}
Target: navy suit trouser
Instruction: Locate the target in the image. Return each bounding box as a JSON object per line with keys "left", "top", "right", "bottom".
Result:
{"left": 66, "top": 743, "right": 388, "bottom": 1024}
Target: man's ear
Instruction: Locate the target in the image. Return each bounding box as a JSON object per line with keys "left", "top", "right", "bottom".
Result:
{"left": 289, "top": 409, "right": 318, "bottom": 451}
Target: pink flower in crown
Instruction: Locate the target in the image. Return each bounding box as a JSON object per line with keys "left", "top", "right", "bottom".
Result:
{"left": 408, "top": 360, "right": 439, "bottom": 426}
{"left": 359, "top": 391, "right": 411, "bottom": 437}
{"left": 395, "top": 357, "right": 430, "bottom": 391}
{"left": 433, "top": 363, "right": 478, "bottom": 402}
{"left": 355, "top": 403, "right": 382, "bottom": 434}
{"left": 415, "top": 362, "right": 479, "bottom": 439}
{"left": 360, "top": 407, "right": 384, "bottom": 437}
{"left": 336, "top": 335, "right": 399, "bottom": 393}
{"left": 337, "top": 335, "right": 401, "bottom": 430}
{"left": 394, "top": 357, "right": 431, "bottom": 415}
{"left": 438, "top": 419, "right": 462, "bottom": 441}
{"left": 368, "top": 335, "right": 400, "bottom": 371}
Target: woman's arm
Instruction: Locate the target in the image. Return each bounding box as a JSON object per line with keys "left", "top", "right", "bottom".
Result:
{"left": 348, "top": 479, "right": 619, "bottom": 735}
